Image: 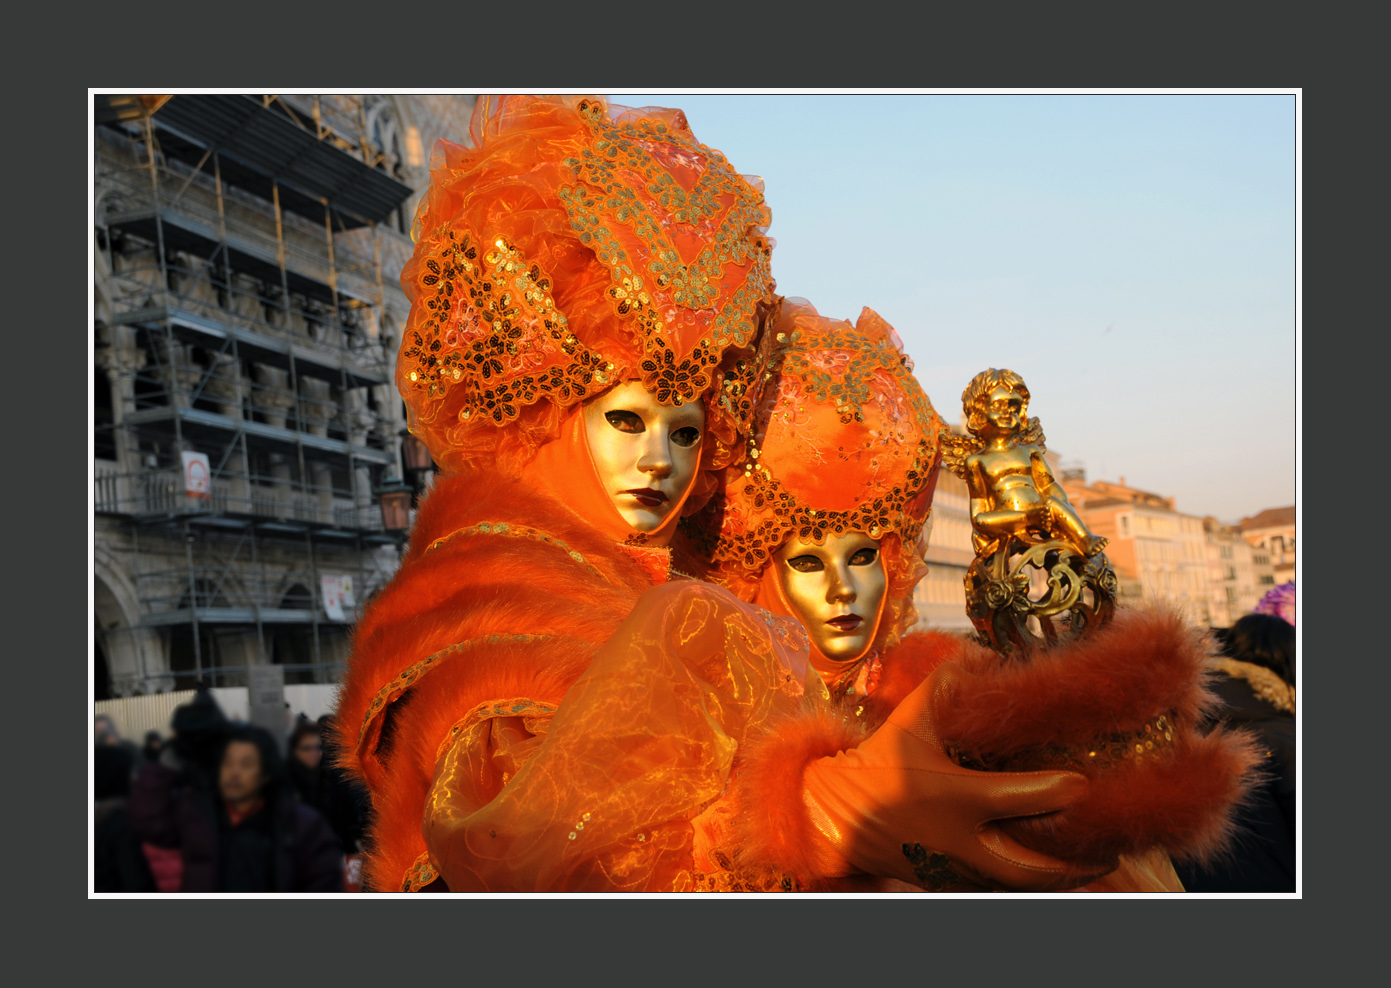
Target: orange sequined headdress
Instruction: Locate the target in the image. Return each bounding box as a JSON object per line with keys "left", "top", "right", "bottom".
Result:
{"left": 397, "top": 95, "right": 776, "bottom": 479}
{"left": 690, "top": 299, "right": 946, "bottom": 645}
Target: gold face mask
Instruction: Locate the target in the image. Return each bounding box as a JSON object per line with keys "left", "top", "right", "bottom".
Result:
{"left": 772, "top": 530, "right": 888, "bottom": 665}
{"left": 582, "top": 380, "right": 706, "bottom": 539}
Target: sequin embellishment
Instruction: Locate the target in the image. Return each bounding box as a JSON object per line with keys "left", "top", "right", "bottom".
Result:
{"left": 424, "top": 521, "right": 602, "bottom": 577}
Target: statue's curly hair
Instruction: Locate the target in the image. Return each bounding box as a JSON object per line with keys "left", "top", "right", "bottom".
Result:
{"left": 962, "top": 367, "right": 1030, "bottom": 435}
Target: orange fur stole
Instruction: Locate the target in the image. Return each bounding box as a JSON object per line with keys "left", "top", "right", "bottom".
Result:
{"left": 725, "top": 607, "right": 1258, "bottom": 886}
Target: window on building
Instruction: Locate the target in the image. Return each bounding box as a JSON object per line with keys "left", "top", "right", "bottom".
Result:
{"left": 1260, "top": 574, "right": 1275, "bottom": 585}
{"left": 330, "top": 461, "right": 354, "bottom": 497}
{"left": 94, "top": 368, "right": 117, "bottom": 461}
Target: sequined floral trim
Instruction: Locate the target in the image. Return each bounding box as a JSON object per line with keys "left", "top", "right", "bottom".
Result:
{"left": 693, "top": 850, "right": 799, "bottom": 892}
{"left": 435, "top": 697, "right": 558, "bottom": 765}
{"left": 424, "top": 520, "right": 602, "bottom": 577}
{"left": 357, "top": 633, "right": 557, "bottom": 755}
{"left": 401, "top": 852, "right": 438, "bottom": 892}
{"left": 614, "top": 540, "right": 673, "bottom": 585}
{"left": 902, "top": 843, "right": 960, "bottom": 891}
{"left": 949, "top": 714, "right": 1179, "bottom": 773}
{"left": 401, "top": 233, "right": 615, "bottom": 427}
{"left": 558, "top": 98, "right": 776, "bottom": 408}
{"left": 827, "top": 652, "right": 883, "bottom": 706}
{"left": 712, "top": 326, "right": 945, "bottom": 576}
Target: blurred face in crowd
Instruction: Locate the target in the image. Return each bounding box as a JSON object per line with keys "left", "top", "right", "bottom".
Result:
{"left": 95, "top": 715, "right": 118, "bottom": 745}
{"left": 219, "top": 740, "right": 266, "bottom": 810}
{"left": 293, "top": 732, "right": 323, "bottom": 771}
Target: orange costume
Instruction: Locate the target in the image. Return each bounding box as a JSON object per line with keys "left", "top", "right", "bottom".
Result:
{"left": 331, "top": 94, "right": 809, "bottom": 891}
{"left": 690, "top": 300, "right": 1258, "bottom": 891}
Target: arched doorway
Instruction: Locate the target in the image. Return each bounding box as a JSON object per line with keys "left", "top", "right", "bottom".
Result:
{"left": 94, "top": 639, "right": 112, "bottom": 701}
{"left": 94, "top": 571, "right": 140, "bottom": 697}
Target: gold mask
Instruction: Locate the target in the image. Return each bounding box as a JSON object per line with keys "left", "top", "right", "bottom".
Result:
{"left": 771, "top": 530, "right": 888, "bottom": 666}
{"left": 582, "top": 380, "right": 706, "bottom": 541}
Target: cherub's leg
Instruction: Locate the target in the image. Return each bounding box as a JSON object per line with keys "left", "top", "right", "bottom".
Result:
{"left": 1048, "top": 499, "right": 1108, "bottom": 557}
{"left": 972, "top": 509, "right": 1033, "bottom": 542}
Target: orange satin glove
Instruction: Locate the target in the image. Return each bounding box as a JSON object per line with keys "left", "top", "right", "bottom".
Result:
{"left": 801, "top": 663, "right": 1102, "bottom": 891}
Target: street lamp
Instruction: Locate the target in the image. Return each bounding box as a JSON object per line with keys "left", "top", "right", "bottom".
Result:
{"left": 377, "top": 478, "right": 413, "bottom": 533}
{"left": 401, "top": 431, "right": 434, "bottom": 473}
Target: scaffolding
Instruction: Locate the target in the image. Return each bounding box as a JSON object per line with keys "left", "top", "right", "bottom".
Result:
{"left": 94, "top": 95, "right": 418, "bottom": 696}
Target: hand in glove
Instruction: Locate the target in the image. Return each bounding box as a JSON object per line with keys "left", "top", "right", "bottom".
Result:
{"left": 801, "top": 662, "right": 1108, "bottom": 891}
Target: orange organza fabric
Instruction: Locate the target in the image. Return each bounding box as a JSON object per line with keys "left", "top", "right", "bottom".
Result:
{"left": 398, "top": 94, "right": 775, "bottom": 478}
{"left": 328, "top": 458, "right": 680, "bottom": 891}
{"left": 424, "top": 580, "right": 811, "bottom": 892}
{"left": 691, "top": 298, "right": 944, "bottom": 656}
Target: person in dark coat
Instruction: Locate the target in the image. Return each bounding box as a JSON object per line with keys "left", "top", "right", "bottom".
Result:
{"left": 93, "top": 744, "right": 156, "bottom": 892}
{"left": 287, "top": 717, "right": 329, "bottom": 814}
{"left": 141, "top": 731, "right": 164, "bottom": 764}
{"left": 1176, "top": 613, "right": 1296, "bottom": 892}
{"left": 130, "top": 700, "right": 345, "bottom": 893}
{"left": 314, "top": 718, "right": 370, "bottom": 862}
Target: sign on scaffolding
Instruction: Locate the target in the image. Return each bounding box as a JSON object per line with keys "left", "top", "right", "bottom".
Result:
{"left": 321, "top": 575, "right": 356, "bottom": 622}
{"left": 181, "top": 451, "right": 211, "bottom": 500}
{"left": 247, "top": 664, "right": 286, "bottom": 735}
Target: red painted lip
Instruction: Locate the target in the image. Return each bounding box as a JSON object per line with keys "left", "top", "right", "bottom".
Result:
{"left": 827, "top": 615, "right": 863, "bottom": 632}
{"left": 623, "top": 488, "right": 669, "bottom": 507}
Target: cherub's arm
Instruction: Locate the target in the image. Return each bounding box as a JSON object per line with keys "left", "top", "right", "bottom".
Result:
{"left": 967, "top": 454, "right": 1004, "bottom": 550}
{"left": 966, "top": 453, "right": 994, "bottom": 515}
{"left": 1029, "top": 447, "right": 1066, "bottom": 502}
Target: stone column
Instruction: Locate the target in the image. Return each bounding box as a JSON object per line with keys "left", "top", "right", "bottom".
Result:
{"left": 253, "top": 365, "right": 295, "bottom": 429}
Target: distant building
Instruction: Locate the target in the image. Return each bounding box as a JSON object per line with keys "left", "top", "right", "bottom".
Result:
{"left": 1060, "top": 473, "right": 1210, "bottom": 624}
{"left": 913, "top": 466, "right": 974, "bottom": 632}
{"left": 1203, "top": 517, "right": 1278, "bottom": 627}
{"left": 1237, "top": 505, "right": 1296, "bottom": 583}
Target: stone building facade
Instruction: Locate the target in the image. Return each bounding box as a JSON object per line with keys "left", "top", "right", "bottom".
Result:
{"left": 1060, "top": 474, "right": 1211, "bottom": 624}
{"left": 912, "top": 460, "right": 975, "bottom": 632}
{"left": 93, "top": 95, "right": 477, "bottom": 698}
{"left": 1203, "top": 517, "right": 1278, "bottom": 627}
{"left": 1237, "top": 505, "right": 1296, "bottom": 584}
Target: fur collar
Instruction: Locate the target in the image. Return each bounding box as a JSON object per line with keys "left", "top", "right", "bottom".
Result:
{"left": 1214, "top": 657, "right": 1295, "bottom": 714}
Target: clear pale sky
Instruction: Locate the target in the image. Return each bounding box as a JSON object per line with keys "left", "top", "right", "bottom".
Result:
{"left": 617, "top": 93, "right": 1297, "bottom": 525}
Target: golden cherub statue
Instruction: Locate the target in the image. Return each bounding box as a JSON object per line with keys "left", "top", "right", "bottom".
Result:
{"left": 943, "top": 368, "right": 1117, "bottom": 656}
{"left": 946, "top": 369, "right": 1107, "bottom": 560}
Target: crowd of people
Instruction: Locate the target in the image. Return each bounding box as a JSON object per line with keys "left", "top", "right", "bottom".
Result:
{"left": 93, "top": 689, "right": 370, "bottom": 893}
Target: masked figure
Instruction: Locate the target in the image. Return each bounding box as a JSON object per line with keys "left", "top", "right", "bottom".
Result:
{"left": 331, "top": 95, "right": 786, "bottom": 891}
{"left": 691, "top": 299, "right": 1259, "bottom": 891}
{"left": 685, "top": 298, "right": 945, "bottom": 707}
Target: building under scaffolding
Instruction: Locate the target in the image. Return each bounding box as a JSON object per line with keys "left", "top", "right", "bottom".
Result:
{"left": 92, "top": 94, "right": 470, "bottom": 698}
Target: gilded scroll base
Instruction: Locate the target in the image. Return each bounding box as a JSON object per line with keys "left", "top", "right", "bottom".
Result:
{"left": 964, "top": 538, "right": 1118, "bottom": 659}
